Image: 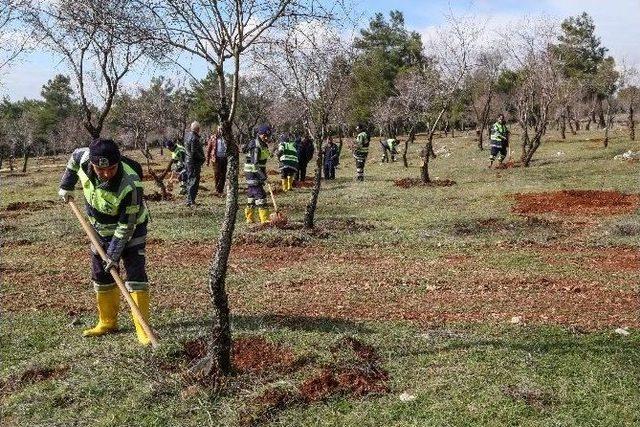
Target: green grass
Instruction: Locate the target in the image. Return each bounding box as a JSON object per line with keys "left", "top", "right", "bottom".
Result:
{"left": 2, "top": 128, "right": 640, "bottom": 426}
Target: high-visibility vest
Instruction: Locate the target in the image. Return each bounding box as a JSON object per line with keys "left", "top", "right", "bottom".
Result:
{"left": 354, "top": 132, "right": 369, "bottom": 156}
{"left": 172, "top": 144, "right": 185, "bottom": 161}
{"left": 490, "top": 123, "right": 508, "bottom": 142}
{"left": 69, "top": 150, "right": 148, "bottom": 238}
{"left": 279, "top": 141, "right": 298, "bottom": 168}
{"left": 243, "top": 139, "right": 270, "bottom": 173}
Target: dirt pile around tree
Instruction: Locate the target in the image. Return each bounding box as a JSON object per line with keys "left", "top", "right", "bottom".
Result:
{"left": 241, "top": 337, "right": 389, "bottom": 426}
{"left": 294, "top": 180, "right": 315, "bottom": 188}
{"left": 394, "top": 178, "right": 456, "bottom": 188}
{"left": 512, "top": 190, "right": 639, "bottom": 216}
{"left": 180, "top": 336, "right": 301, "bottom": 377}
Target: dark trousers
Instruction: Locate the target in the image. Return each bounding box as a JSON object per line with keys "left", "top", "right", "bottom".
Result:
{"left": 185, "top": 163, "right": 202, "bottom": 204}
{"left": 323, "top": 163, "right": 335, "bottom": 179}
{"left": 297, "top": 161, "right": 309, "bottom": 181}
{"left": 91, "top": 231, "right": 147, "bottom": 291}
{"left": 490, "top": 142, "right": 508, "bottom": 161}
{"left": 355, "top": 156, "right": 366, "bottom": 181}
{"left": 214, "top": 157, "right": 227, "bottom": 194}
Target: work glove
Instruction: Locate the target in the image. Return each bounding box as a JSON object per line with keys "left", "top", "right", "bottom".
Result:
{"left": 58, "top": 188, "right": 73, "bottom": 202}
{"left": 103, "top": 258, "right": 117, "bottom": 272}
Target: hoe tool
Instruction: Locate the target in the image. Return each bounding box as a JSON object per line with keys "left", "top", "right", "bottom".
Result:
{"left": 266, "top": 182, "right": 287, "bottom": 225}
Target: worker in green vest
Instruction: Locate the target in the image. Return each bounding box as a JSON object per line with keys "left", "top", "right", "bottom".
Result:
{"left": 352, "top": 124, "right": 370, "bottom": 181}
{"left": 489, "top": 114, "right": 509, "bottom": 168}
{"left": 276, "top": 133, "right": 298, "bottom": 191}
{"left": 58, "top": 138, "right": 151, "bottom": 346}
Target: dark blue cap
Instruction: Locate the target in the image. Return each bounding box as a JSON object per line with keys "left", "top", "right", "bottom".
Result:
{"left": 89, "top": 138, "right": 121, "bottom": 167}
{"left": 257, "top": 124, "right": 272, "bottom": 136}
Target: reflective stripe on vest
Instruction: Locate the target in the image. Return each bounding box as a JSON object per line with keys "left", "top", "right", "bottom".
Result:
{"left": 243, "top": 144, "right": 270, "bottom": 173}
{"left": 491, "top": 123, "right": 507, "bottom": 141}
{"left": 279, "top": 142, "right": 298, "bottom": 163}
{"left": 171, "top": 144, "right": 185, "bottom": 161}
{"left": 78, "top": 162, "right": 148, "bottom": 236}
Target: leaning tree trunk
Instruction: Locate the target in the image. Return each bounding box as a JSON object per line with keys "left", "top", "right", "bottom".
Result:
{"left": 523, "top": 135, "right": 542, "bottom": 167}
{"left": 304, "top": 131, "right": 324, "bottom": 229}
{"left": 597, "top": 98, "right": 606, "bottom": 129}
{"left": 420, "top": 109, "right": 446, "bottom": 183}
{"left": 206, "top": 120, "right": 237, "bottom": 375}
{"left": 629, "top": 105, "right": 635, "bottom": 141}
{"left": 403, "top": 127, "right": 415, "bottom": 168}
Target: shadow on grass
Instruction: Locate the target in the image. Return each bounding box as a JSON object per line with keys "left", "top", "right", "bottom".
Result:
{"left": 157, "top": 313, "right": 372, "bottom": 335}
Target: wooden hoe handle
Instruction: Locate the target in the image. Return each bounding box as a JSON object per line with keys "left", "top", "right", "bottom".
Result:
{"left": 67, "top": 199, "right": 160, "bottom": 348}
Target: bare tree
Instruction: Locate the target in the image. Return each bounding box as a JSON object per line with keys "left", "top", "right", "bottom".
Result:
{"left": 256, "top": 22, "right": 352, "bottom": 228}
{"left": 20, "top": 0, "right": 161, "bottom": 138}
{"left": 419, "top": 12, "right": 478, "bottom": 182}
{"left": 503, "top": 19, "right": 562, "bottom": 166}
{"left": 0, "top": 0, "right": 30, "bottom": 75}
{"left": 146, "top": 0, "right": 335, "bottom": 375}
{"left": 468, "top": 49, "right": 504, "bottom": 150}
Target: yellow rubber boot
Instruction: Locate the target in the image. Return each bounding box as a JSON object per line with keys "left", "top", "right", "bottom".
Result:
{"left": 244, "top": 206, "right": 255, "bottom": 223}
{"left": 83, "top": 287, "right": 120, "bottom": 337}
{"left": 281, "top": 178, "right": 287, "bottom": 192}
{"left": 258, "top": 207, "right": 271, "bottom": 224}
{"left": 130, "top": 290, "right": 151, "bottom": 346}
{"left": 287, "top": 176, "right": 293, "bottom": 190}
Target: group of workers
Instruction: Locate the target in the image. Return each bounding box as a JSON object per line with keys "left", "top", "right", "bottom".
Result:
{"left": 57, "top": 115, "right": 507, "bottom": 346}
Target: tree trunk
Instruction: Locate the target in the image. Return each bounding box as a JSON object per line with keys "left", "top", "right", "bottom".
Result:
{"left": 597, "top": 98, "right": 606, "bottom": 129}
{"left": 0, "top": 157, "right": 3, "bottom": 170}
{"left": 403, "top": 127, "right": 415, "bottom": 168}
{"left": 206, "top": 120, "right": 236, "bottom": 375}
{"left": 304, "top": 133, "right": 323, "bottom": 229}
{"left": 603, "top": 102, "right": 611, "bottom": 148}
{"left": 22, "top": 151, "right": 28, "bottom": 173}
{"left": 477, "top": 126, "right": 484, "bottom": 150}
{"left": 629, "top": 105, "right": 635, "bottom": 141}
{"left": 585, "top": 116, "right": 591, "bottom": 131}
{"left": 560, "top": 115, "right": 566, "bottom": 140}
{"left": 9, "top": 156, "right": 14, "bottom": 171}
{"left": 420, "top": 136, "right": 433, "bottom": 183}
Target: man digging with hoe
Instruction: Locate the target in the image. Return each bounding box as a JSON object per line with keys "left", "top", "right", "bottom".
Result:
{"left": 58, "top": 139, "right": 156, "bottom": 347}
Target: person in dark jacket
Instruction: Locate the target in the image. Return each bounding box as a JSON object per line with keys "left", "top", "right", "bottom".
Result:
{"left": 322, "top": 136, "right": 339, "bottom": 180}
{"left": 206, "top": 126, "right": 227, "bottom": 195}
{"left": 58, "top": 138, "right": 151, "bottom": 345}
{"left": 295, "top": 135, "right": 314, "bottom": 182}
{"left": 184, "top": 121, "right": 205, "bottom": 206}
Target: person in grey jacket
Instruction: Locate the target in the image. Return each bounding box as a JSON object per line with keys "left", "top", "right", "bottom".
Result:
{"left": 184, "top": 121, "right": 205, "bottom": 207}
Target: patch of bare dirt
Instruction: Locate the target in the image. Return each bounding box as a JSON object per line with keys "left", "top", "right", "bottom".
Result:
{"left": 143, "top": 192, "right": 175, "bottom": 201}
{"left": 493, "top": 160, "right": 522, "bottom": 169}
{"left": 539, "top": 244, "right": 640, "bottom": 271}
{"left": 502, "top": 385, "right": 553, "bottom": 410}
{"left": 1, "top": 365, "right": 69, "bottom": 398}
{"left": 5, "top": 200, "right": 55, "bottom": 212}
{"left": 512, "top": 190, "right": 639, "bottom": 216}
{"left": 294, "top": 180, "right": 316, "bottom": 188}
{"left": 394, "top": 178, "right": 456, "bottom": 188}
{"left": 181, "top": 336, "right": 301, "bottom": 376}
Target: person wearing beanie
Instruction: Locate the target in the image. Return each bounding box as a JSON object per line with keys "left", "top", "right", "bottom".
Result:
{"left": 184, "top": 121, "right": 205, "bottom": 206}
{"left": 243, "top": 124, "right": 272, "bottom": 224}
{"left": 58, "top": 138, "right": 152, "bottom": 346}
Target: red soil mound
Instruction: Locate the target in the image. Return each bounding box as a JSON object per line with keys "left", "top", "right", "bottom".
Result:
{"left": 394, "top": 178, "right": 456, "bottom": 188}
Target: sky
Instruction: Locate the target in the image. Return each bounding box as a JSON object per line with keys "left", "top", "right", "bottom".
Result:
{"left": 2, "top": 0, "right": 639, "bottom": 101}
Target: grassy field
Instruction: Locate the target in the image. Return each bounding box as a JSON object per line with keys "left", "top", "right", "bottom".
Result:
{"left": 2, "top": 129, "right": 639, "bottom": 426}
